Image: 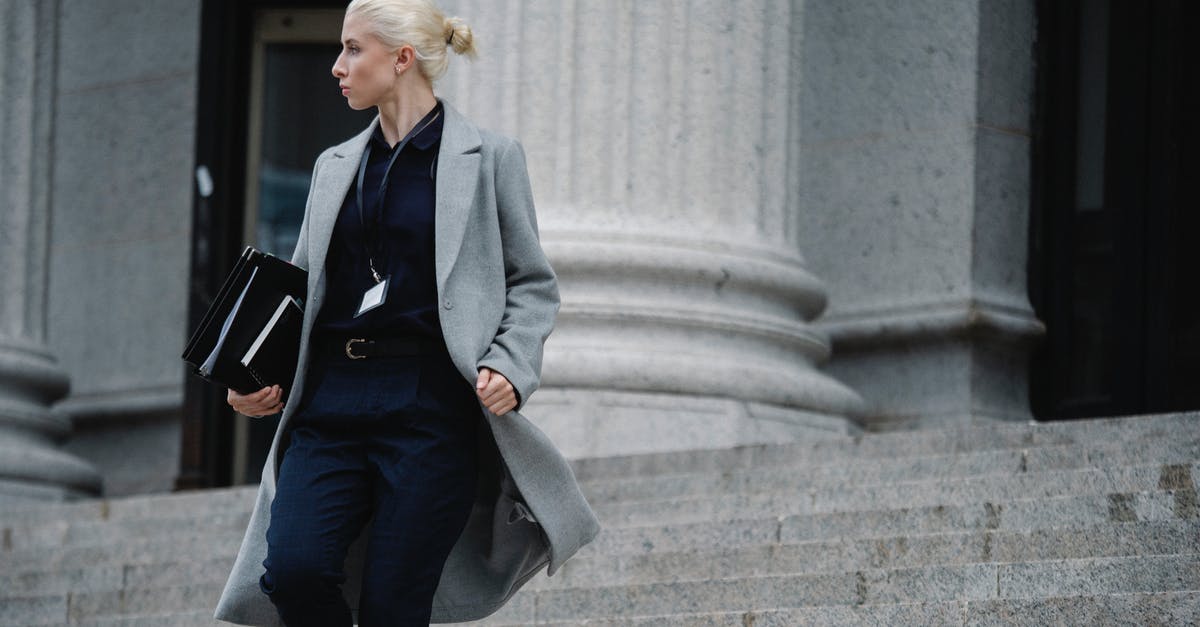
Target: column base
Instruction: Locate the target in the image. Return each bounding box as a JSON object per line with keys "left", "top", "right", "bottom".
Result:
{"left": 821, "top": 298, "right": 1044, "bottom": 431}
{"left": 0, "top": 338, "right": 102, "bottom": 498}
{"left": 523, "top": 388, "right": 858, "bottom": 460}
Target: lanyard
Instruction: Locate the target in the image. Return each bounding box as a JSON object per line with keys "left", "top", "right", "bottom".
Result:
{"left": 355, "top": 104, "right": 442, "bottom": 283}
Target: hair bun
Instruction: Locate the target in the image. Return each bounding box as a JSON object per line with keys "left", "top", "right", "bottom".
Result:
{"left": 443, "top": 16, "right": 476, "bottom": 58}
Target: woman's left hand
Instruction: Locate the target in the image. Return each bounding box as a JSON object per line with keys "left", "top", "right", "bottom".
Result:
{"left": 476, "top": 367, "right": 517, "bottom": 415}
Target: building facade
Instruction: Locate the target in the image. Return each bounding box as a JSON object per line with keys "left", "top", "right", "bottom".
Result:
{"left": 0, "top": 0, "right": 1195, "bottom": 498}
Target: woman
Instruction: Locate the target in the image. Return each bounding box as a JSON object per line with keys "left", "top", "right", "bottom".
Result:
{"left": 213, "top": 1, "right": 599, "bottom": 625}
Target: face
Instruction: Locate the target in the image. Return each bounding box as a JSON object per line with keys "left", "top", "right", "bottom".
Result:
{"left": 331, "top": 13, "right": 401, "bottom": 110}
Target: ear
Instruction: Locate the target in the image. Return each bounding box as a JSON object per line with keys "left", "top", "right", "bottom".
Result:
{"left": 394, "top": 45, "right": 416, "bottom": 73}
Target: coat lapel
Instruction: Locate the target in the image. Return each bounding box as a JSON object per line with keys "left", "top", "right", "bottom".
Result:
{"left": 305, "top": 99, "right": 481, "bottom": 303}
{"left": 434, "top": 99, "right": 482, "bottom": 292}
{"left": 307, "top": 121, "right": 375, "bottom": 301}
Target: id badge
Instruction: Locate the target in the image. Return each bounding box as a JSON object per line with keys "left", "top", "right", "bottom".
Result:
{"left": 355, "top": 276, "right": 389, "bottom": 317}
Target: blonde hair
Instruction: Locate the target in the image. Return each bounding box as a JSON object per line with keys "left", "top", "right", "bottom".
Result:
{"left": 346, "top": 0, "right": 476, "bottom": 81}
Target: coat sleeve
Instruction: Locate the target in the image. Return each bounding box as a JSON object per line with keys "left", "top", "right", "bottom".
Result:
{"left": 477, "top": 138, "right": 560, "bottom": 410}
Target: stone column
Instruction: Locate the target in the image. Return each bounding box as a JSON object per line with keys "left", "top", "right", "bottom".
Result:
{"left": 438, "top": 0, "right": 863, "bottom": 457}
{"left": 0, "top": 0, "right": 101, "bottom": 499}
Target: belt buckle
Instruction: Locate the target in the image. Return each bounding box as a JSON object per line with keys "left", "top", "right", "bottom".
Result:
{"left": 345, "top": 338, "right": 369, "bottom": 360}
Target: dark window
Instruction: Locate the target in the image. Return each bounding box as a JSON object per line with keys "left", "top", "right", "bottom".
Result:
{"left": 1029, "top": 0, "right": 1200, "bottom": 419}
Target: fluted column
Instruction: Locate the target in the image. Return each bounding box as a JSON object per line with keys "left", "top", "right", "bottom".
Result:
{"left": 0, "top": 0, "right": 101, "bottom": 499}
{"left": 439, "top": 0, "right": 862, "bottom": 457}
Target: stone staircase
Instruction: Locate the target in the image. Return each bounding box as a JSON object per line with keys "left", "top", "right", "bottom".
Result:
{"left": 1, "top": 413, "right": 1197, "bottom": 625}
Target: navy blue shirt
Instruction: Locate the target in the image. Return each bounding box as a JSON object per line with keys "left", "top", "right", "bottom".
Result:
{"left": 316, "top": 103, "right": 444, "bottom": 340}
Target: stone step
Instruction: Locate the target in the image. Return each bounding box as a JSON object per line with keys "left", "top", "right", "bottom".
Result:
{"left": 0, "top": 532, "right": 242, "bottom": 575}
{"left": 593, "top": 476, "right": 1192, "bottom": 528}
{"left": 0, "top": 486, "right": 254, "bottom": 527}
{"left": 0, "top": 556, "right": 232, "bottom": 600}
{"left": 472, "top": 591, "right": 1200, "bottom": 626}
{"left": 589, "top": 489, "right": 1193, "bottom": 558}
{"left": 579, "top": 438, "right": 1200, "bottom": 499}
{"left": 1, "top": 484, "right": 1189, "bottom": 578}
{"left": 0, "top": 595, "right": 67, "bottom": 627}
{"left": 17, "top": 553, "right": 1198, "bottom": 625}
{"left": 63, "top": 582, "right": 223, "bottom": 624}
{"left": 581, "top": 460, "right": 1199, "bottom": 507}
{"left": 2, "top": 509, "right": 251, "bottom": 553}
{"left": 78, "top": 610, "right": 224, "bottom": 627}
{"left": 498, "top": 554, "right": 1200, "bottom": 623}
{"left": 964, "top": 591, "right": 1200, "bottom": 626}
{"left": 2, "top": 414, "right": 1188, "bottom": 529}
{"left": 469, "top": 601, "right": 967, "bottom": 627}
{"left": 568, "top": 412, "right": 1199, "bottom": 481}
{"left": 532, "top": 520, "right": 1200, "bottom": 591}
{"left": 6, "top": 517, "right": 1193, "bottom": 602}
{"left": 0, "top": 439, "right": 1164, "bottom": 553}
{"left": 5, "top": 455, "right": 1192, "bottom": 556}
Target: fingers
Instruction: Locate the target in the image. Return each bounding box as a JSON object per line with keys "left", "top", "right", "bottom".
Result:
{"left": 476, "top": 368, "right": 516, "bottom": 416}
{"left": 226, "top": 385, "right": 284, "bottom": 417}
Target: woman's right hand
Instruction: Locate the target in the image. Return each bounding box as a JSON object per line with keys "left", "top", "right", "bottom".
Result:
{"left": 227, "top": 385, "right": 284, "bottom": 417}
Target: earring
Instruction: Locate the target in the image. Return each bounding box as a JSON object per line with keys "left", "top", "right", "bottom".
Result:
{"left": 395, "top": 66, "right": 401, "bottom": 74}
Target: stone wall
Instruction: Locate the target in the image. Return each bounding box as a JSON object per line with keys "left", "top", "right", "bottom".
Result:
{"left": 0, "top": 0, "right": 101, "bottom": 500}
{"left": 48, "top": 0, "right": 201, "bottom": 496}
{"left": 794, "top": 0, "right": 1042, "bottom": 428}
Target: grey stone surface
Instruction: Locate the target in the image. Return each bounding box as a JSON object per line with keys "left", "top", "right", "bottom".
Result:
{"left": 67, "top": 582, "right": 222, "bottom": 622}
{"left": 965, "top": 592, "right": 1200, "bottom": 626}
{"left": 81, "top": 611, "right": 226, "bottom": 627}
{"left": 987, "top": 521, "right": 1200, "bottom": 563}
{"left": 535, "top": 521, "right": 1200, "bottom": 591}
{"left": 47, "top": 511, "right": 247, "bottom": 550}
{"left": 998, "top": 555, "right": 1200, "bottom": 599}
{"left": 0, "top": 413, "right": 1195, "bottom": 624}
{"left": 795, "top": 0, "right": 1041, "bottom": 428}
{"left": 102, "top": 486, "right": 256, "bottom": 521}
{"left": 489, "top": 595, "right": 1200, "bottom": 627}
{"left": 121, "top": 558, "right": 234, "bottom": 590}
{"left": 48, "top": 73, "right": 195, "bottom": 418}
{"left": 860, "top": 563, "right": 997, "bottom": 604}
{"left": 531, "top": 574, "right": 863, "bottom": 621}
{"left": 577, "top": 439, "right": 1200, "bottom": 505}
{"left": 579, "top": 460, "right": 1196, "bottom": 508}
{"left": 526, "top": 565, "right": 994, "bottom": 620}
{"left": 55, "top": 0, "right": 199, "bottom": 93}
{"left": 433, "top": 0, "right": 864, "bottom": 456}
{"left": 568, "top": 412, "right": 1200, "bottom": 481}
{"left": 62, "top": 413, "right": 182, "bottom": 498}
{"left": 0, "top": 565, "right": 123, "bottom": 599}
{"left": 0, "top": 594, "right": 68, "bottom": 627}
{"left": 0, "top": 533, "right": 242, "bottom": 573}
{"left": 25, "top": 0, "right": 200, "bottom": 497}
{"left": 0, "top": 0, "right": 102, "bottom": 499}
{"left": 488, "top": 602, "right": 967, "bottom": 626}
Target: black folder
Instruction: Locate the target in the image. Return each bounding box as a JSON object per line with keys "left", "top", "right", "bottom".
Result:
{"left": 182, "top": 246, "right": 307, "bottom": 395}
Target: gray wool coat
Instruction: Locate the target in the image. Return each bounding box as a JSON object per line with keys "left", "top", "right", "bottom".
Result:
{"left": 214, "top": 99, "right": 600, "bottom": 625}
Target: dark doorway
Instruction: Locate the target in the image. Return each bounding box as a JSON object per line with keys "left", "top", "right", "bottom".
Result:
{"left": 1029, "top": 0, "right": 1200, "bottom": 420}
{"left": 179, "top": 1, "right": 372, "bottom": 489}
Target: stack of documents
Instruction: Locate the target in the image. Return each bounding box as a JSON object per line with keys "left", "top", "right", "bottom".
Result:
{"left": 182, "top": 246, "right": 307, "bottom": 395}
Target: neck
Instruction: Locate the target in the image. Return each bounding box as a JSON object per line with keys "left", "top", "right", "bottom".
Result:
{"left": 376, "top": 84, "right": 438, "bottom": 148}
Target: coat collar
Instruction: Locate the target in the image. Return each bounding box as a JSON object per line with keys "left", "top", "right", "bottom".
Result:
{"left": 305, "top": 98, "right": 482, "bottom": 304}
{"left": 432, "top": 99, "right": 482, "bottom": 289}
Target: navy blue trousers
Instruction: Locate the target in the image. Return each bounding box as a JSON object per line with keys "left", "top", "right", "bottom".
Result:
{"left": 260, "top": 350, "right": 479, "bottom": 627}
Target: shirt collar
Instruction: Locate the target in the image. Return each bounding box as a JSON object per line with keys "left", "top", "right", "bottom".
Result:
{"left": 369, "top": 102, "right": 444, "bottom": 152}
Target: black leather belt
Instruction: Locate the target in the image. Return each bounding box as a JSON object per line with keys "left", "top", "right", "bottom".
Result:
{"left": 317, "top": 336, "right": 441, "bottom": 360}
